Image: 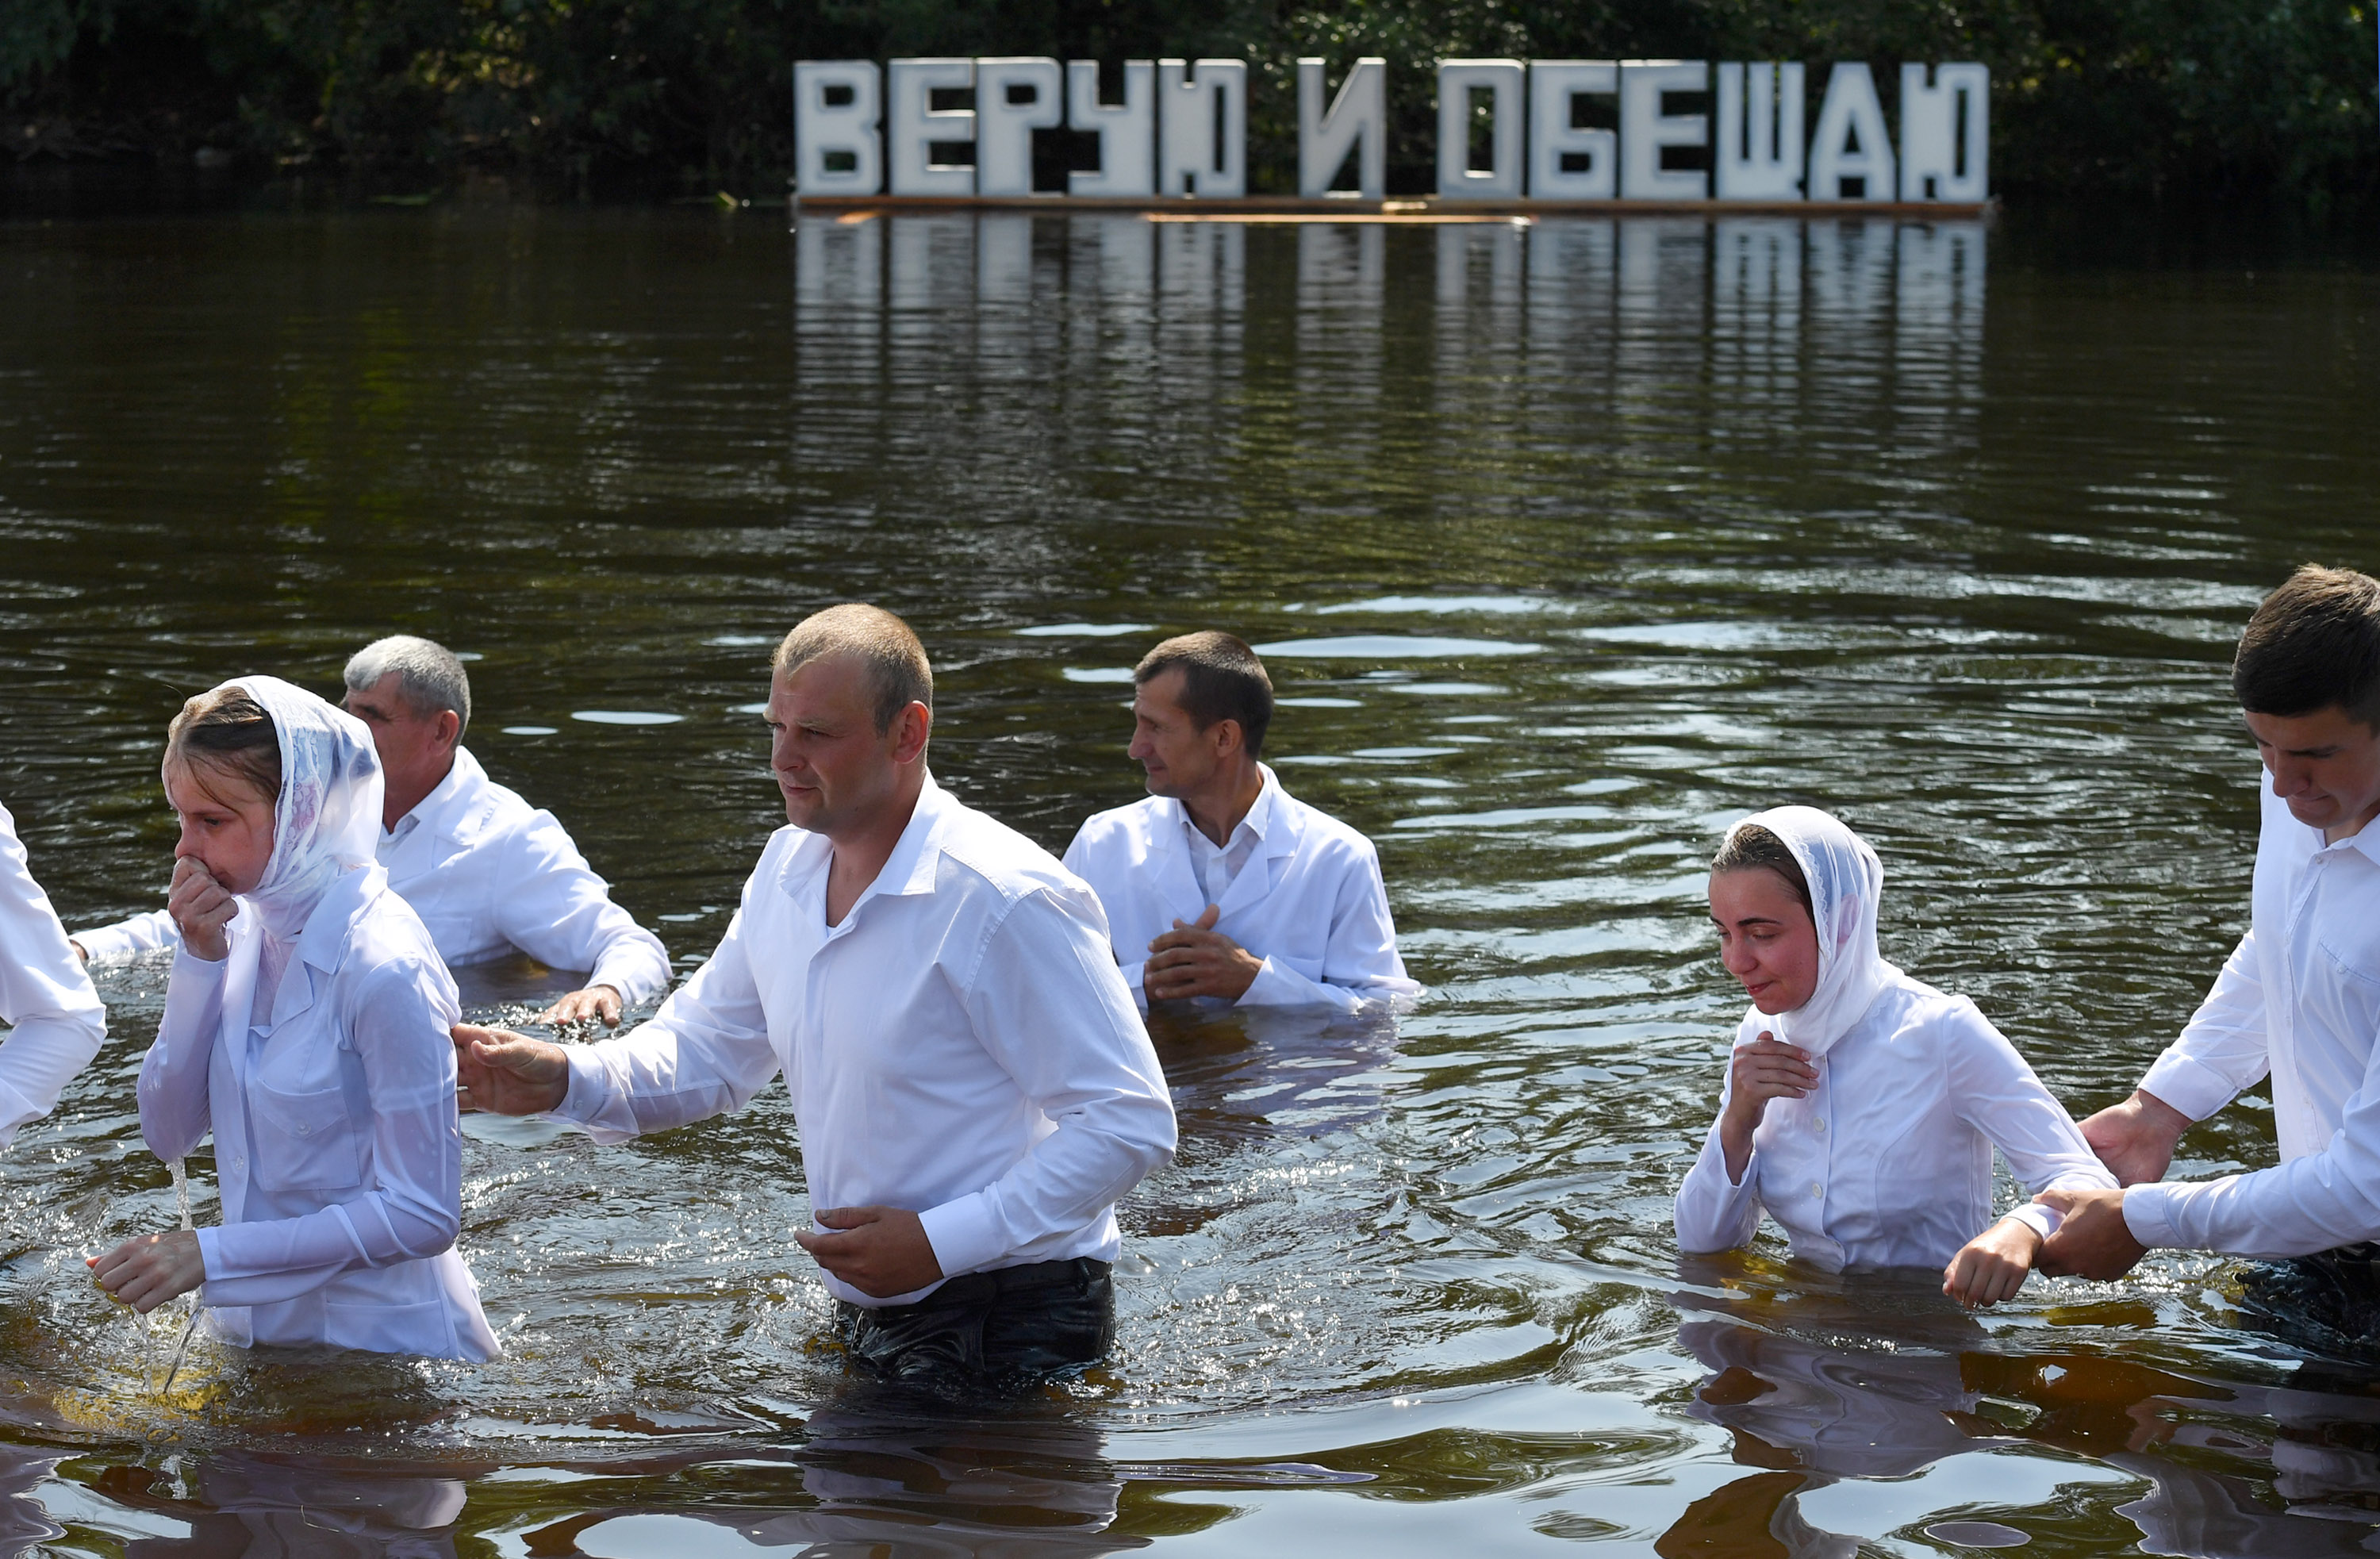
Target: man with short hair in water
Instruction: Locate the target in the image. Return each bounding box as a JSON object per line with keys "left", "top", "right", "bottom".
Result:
{"left": 1063, "top": 632, "right": 1420, "bottom": 1012}
{"left": 451, "top": 605, "right": 1177, "bottom": 1388}
{"left": 2040, "top": 566, "right": 2380, "bottom": 1337}
{"left": 73, "top": 635, "right": 668, "bottom": 1025}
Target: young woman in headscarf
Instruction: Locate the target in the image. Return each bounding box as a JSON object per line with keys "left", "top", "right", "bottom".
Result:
{"left": 87, "top": 678, "right": 498, "bottom": 1360}
{"left": 1674, "top": 806, "right": 2114, "bottom": 1307}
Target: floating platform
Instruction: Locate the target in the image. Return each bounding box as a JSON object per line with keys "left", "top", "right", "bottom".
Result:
{"left": 793, "top": 194, "right": 1997, "bottom": 223}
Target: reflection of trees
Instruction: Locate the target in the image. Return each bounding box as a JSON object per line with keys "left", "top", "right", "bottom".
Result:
{"left": 1660, "top": 1260, "right": 2380, "bottom": 1556}
{"left": 1142, "top": 1004, "right": 1401, "bottom": 1156}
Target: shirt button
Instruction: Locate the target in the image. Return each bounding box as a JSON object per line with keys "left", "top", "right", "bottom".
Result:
{"left": 295, "top": 1123, "right": 310, "bottom": 1136}
{"left": 235, "top": 1155, "right": 247, "bottom": 1171}
{"left": 1810, "top": 1183, "right": 1823, "bottom": 1198}
{"left": 1814, "top": 1119, "right": 1827, "bottom": 1133}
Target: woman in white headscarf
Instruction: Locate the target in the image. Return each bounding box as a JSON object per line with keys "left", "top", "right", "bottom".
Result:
{"left": 89, "top": 677, "right": 498, "bottom": 1360}
{"left": 1674, "top": 806, "right": 2114, "bottom": 1307}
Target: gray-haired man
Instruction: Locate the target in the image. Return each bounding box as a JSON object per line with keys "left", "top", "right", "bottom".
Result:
{"left": 74, "top": 635, "right": 670, "bottom": 1024}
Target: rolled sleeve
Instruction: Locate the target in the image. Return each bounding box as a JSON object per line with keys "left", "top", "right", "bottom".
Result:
{"left": 68, "top": 908, "right": 179, "bottom": 966}
{"left": 2138, "top": 929, "right": 2270, "bottom": 1122}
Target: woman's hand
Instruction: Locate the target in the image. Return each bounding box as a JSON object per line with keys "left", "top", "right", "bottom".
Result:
{"left": 89, "top": 1229, "right": 205, "bottom": 1314}
{"left": 1943, "top": 1215, "right": 2042, "bottom": 1307}
{"left": 167, "top": 856, "right": 238, "bottom": 962}
{"left": 1718, "top": 1032, "right": 1818, "bottom": 1181}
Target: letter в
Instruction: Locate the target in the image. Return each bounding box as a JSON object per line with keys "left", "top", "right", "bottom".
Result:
{"left": 1714, "top": 62, "right": 1803, "bottom": 201}
{"left": 794, "top": 61, "right": 883, "bottom": 196}
{"left": 1298, "top": 56, "right": 1387, "bottom": 199}
{"left": 1158, "top": 60, "right": 1248, "bottom": 198}
{"left": 1898, "top": 63, "right": 1988, "bottom": 201}
{"left": 977, "top": 57, "right": 1062, "bottom": 197}
{"left": 888, "top": 58, "right": 976, "bottom": 196}
{"left": 1807, "top": 62, "right": 1895, "bottom": 201}
{"left": 1528, "top": 61, "right": 1617, "bottom": 198}
{"left": 1618, "top": 60, "right": 1709, "bottom": 200}
{"left": 1436, "top": 60, "right": 1524, "bottom": 199}
{"left": 1069, "top": 60, "right": 1156, "bottom": 197}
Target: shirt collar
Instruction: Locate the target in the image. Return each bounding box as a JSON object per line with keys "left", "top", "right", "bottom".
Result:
{"left": 1169, "top": 763, "right": 1280, "bottom": 852}
{"left": 780, "top": 772, "right": 953, "bottom": 908}
{"left": 390, "top": 747, "right": 482, "bottom": 840}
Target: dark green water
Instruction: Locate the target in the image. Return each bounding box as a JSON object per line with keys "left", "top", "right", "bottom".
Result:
{"left": 0, "top": 206, "right": 2377, "bottom": 1555}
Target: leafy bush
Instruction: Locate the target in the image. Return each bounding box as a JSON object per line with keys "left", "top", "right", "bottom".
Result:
{"left": 4, "top": 0, "right": 2373, "bottom": 205}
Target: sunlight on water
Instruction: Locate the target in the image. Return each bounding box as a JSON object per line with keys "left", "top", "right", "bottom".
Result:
{"left": 0, "top": 206, "right": 2374, "bottom": 1552}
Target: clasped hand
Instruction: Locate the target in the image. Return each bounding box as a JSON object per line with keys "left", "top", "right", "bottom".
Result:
{"left": 794, "top": 1206, "right": 943, "bottom": 1298}
{"left": 1717, "top": 1032, "right": 1817, "bottom": 1182}
{"left": 167, "top": 856, "right": 239, "bottom": 962}
{"left": 1144, "top": 904, "right": 1262, "bottom": 1002}
{"left": 89, "top": 1229, "right": 205, "bottom": 1314}
{"left": 451, "top": 1023, "right": 572, "bottom": 1115}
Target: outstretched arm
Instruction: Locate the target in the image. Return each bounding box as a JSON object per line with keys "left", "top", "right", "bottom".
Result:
{"left": 0, "top": 808, "right": 106, "bottom": 1149}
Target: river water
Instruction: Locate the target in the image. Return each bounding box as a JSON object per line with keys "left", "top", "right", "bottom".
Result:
{"left": 0, "top": 205, "right": 2375, "bottom": 1554}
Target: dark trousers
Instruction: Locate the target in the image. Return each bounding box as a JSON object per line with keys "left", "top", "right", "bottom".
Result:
{"left": 2239, "top": 1242, "right": 2380, "bottom": 1352}
{"left": 835, "top": 1258, "right": 1115, "bottom": 1393}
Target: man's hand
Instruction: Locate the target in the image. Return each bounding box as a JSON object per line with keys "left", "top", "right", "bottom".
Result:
{"left": 1718, "top": 1032, "right": 1819, "bottom": 1182}
{"left": 167, "top": 857, "right": 239, "bottom": 963}
{"left": 89, "top": 1229, "right": 205, "bottom": 1314}
{"left": 537, "top": 984, "right": 624, "bottom": 1029}
{"left": 2078, "top": 1089, "right": 2192, "bottom": 1186}
{"left": 2034, "top": 1187, "right": 2150, "bottom": 1281}
{"left": 1944, "top": 1215, "right": 2044, "bottom": 1307}
{"left": 452, "top": 1024, "right": 571, "bottom": 1115}
{"left": 794, "top": 1206, "right": 943, "bottom": 1299}
{"left": 1145, "top": 905, "right": 1263, "bottom": 1002}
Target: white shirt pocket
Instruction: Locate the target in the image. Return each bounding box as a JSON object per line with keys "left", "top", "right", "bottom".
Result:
{"left": 250, "top": 1081, "right": 363, "bottom": 1192}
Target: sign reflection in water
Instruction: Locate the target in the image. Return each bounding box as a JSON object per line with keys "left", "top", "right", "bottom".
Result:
{"left": 4, "top": 205, "right": 2379, "bottom": 1553}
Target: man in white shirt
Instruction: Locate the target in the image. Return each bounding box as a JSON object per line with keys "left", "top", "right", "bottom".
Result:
{"left": 71, "top": 636, "right": 668, "bottom": 1025}
{"left": 449, "top": 605, "right": 1177, "bottom": 1388}
{"left": 1062, "top": 632, "right": 1420, "bottom": 1014}
{"left": 2040, "top": 566, "right": 2380, "bottom": 1334}
{"left": 0, "top": 799, "right": 106, "bottom": 1150}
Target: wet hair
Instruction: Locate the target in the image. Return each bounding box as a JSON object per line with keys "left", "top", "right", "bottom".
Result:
{"left": 2232, "top": 565, "right": 2380, "bottom": 729}
{"left": 167, "top": 686, "right": 281, "bottom": 804}
{"left": 1711, "top": 824, "right": 1813, "bottom": 918}
{"left": 773, "top": 603, "right": 934, "bottom": 734}
{"left": 344, "top": 634, "right": 472, "bottom": 737}
{"left": 1134, "top": 632, "right": 1274, "bottom": 758}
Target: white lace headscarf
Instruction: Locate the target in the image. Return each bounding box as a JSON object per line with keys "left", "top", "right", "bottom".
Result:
{"left": 1722, "top": 805, "right": 1901, "bottom": 1058}
{"left": 172, "top": 674, "right": 383, "bottom": 943}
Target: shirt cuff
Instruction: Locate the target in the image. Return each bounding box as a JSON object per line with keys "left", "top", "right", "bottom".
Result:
{"left": 552, "top": 1046, "right": 618, "bottom": 1128}
{"left": 2139, "top": 1050, "right": 2242, "bottom": 1123}
{"left": 2121, "top": 1185, "right": 2176, "bottom": 1250}
{"left": 917, "top": 1189, "right": 1004, "bottom": 1281}
{"left": 2008, "top": 1202, "right": 2063, "bottom": 1241}
{"left": 194, "top": 1224, "right": 222, "bottom": 1285}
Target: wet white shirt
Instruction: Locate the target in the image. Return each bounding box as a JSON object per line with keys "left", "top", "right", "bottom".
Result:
{"left": 1062, "top": 764, "right": 1422, "bottom": 1013}
{"left": 1675, "top": 977, "right": 2116, "bottom": 1270}
{"left": 2127, "top": 773, "right": 2380, "bottom": 1257}
{"left": 0, "top": 801, "right": 106, "bottom": 1149}
{"left": 75, "top": 747, "right": 670, "bottom": 1004}
{"left": 140, "top": 864, "right": 499, "bottom": 1359}
{"left": 552, "top": 776, "right": 1177, "bottom": 1307}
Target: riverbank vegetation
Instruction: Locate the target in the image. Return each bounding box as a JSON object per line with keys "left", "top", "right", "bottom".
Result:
{"left": 3, "top": 0, "right": 2374, "bottom": 209}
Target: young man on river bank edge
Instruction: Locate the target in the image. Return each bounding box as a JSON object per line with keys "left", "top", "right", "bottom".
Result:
{"left": 2038, "top": 566, "right": 2380, "bottom": 1342}
{"left": 448, "top": 605, "right": 1177, "bottom": 1390}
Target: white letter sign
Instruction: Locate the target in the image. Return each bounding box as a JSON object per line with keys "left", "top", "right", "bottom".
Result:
{"left": 1069, "top": 60, "right": 1155, "bottom": 197}
{"left": 1714, "top": 61, "right": 1802, "bottom": 200}
{"left": 1299, "top": 56, "right": 1387, "bottom": 199}
{"left": 1618, "top": 60, "right": 1709, "bottom": 200}
{"left": 1435, "top": 60, "right": 1524, "bottom": 200}
{"left": 1527, "top": 61, "right": 1617, "bottom": 198}
{"left": 1158, "top": 59, "right": 1247, "bottom": 198}
{"left": 794, "top": 61, "right": 882, "bottom": 196}
{"left": 975, "top": 56, "right": 1061, "bottom": 197}
{"left": 1898, "top": 63, "right": 1989, "bottom": 201}
{"left": 1809, "top": 62, "right": 1896, "bottom": 201}
{"left": 887, "top": 57, "right": 975, "bottom": 195}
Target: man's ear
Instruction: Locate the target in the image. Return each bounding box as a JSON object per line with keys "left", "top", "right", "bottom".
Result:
{"left": 1211, "top": 718, "right": 1244, "bottom": 759}
{"left": 436, "top": 710, "right": 462, "bottom": 751}
{"left": 891, "top": 701, "right": 932, "bottom": 766}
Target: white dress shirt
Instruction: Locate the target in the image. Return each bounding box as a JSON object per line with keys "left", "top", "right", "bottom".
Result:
{"left": 2125, "top": 772, "right": 2380, "bottom": 1257}
{"left": 1062, "top": 764, "right": 1422, "bottom": 1013}
{"left": 0, "top": 801, "right": 106, "bottom": 1149}
{"left": 75, "top": 747, "right": 670, "bottom": 1004}
{"left": 140, "top": 863, "right": 498, "bottom": 1358}
{"left": 1676, "top": 976, "right": 2116, "bottom": 1270}
{"left": 551, "top": 775, "right": 1178, "bottom": 1307}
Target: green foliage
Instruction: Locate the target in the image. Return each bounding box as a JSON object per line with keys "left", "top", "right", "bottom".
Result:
{"left": 3, "top": 0, "right": 2373, "bottom": 205}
